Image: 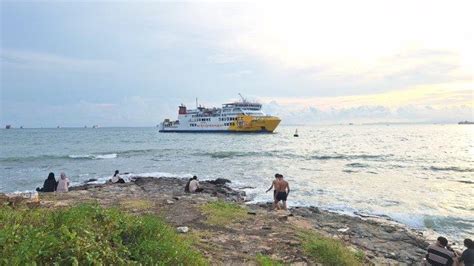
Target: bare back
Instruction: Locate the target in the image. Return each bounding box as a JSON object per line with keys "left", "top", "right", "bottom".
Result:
{"left": 275, "top": 179, "right": 288, "bottom": 192}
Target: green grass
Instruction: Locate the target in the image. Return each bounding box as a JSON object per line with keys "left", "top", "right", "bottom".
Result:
{"left": 200, "top": 200, "right": 248, "bottom": 226}
{"left": 255, "top": 254, "right": 284, "bottom": 266}
{"left": 298, "top": 230, "right": 363, "bottom": 266}
{"left": 0, "top": 203, "right": 207, "bottom": 265}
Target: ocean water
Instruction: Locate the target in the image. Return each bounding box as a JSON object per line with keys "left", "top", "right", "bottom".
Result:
{"left": 1, "top": 125, "right": 473, "bottom": 242}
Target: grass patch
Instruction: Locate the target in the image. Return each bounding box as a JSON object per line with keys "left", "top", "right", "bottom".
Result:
{"left": 0, "top": 203, "right": 207, "bottom": 265}
{"left": 200, "top": 200, "right": 248, "bottom": 226}
{"left": 298, "top": 230, "right": 362, "bottom": 266}
{"left": 255, "top": 254, "right": 283, "bottom": 266}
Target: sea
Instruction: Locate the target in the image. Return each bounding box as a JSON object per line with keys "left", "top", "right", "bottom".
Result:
{"left": 1, "top": 125, "right": 473, "bottom": 242}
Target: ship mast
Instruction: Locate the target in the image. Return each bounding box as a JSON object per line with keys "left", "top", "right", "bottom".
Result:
{"left": 238, "top": 93, "right": 247, "bottom": 103}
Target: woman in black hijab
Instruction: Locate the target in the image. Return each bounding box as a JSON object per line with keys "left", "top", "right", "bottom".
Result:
{"left": 36, "top": 172, "right": 57, "bottom": 192}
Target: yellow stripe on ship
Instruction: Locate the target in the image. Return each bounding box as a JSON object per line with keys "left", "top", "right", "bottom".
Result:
{"left": 229, "top": 115, "right": 281, "bottom": 132}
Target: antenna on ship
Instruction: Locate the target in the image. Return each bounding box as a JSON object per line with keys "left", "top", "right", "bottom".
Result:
{"left": 238, "top": 93, "right": 247, "bottom": 103}
{"left": 196, "top": 98, "right": 198, "bottom": 108}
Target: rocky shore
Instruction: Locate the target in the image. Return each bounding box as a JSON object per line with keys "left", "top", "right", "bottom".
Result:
{"left": 2, "top": 177, "right": 429, "bottom": 264}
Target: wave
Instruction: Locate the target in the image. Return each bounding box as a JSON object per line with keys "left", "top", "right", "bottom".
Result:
{"left": 68, "top": 153, "right": 117, "bottom": 159}
{"left": 309, "top": 154, "right": 392, "bottom": 161}
{"left": 427, "top": 166, "right": 474, "bottom": 173}
{"left": 345, "top": 162, "right": 369, "bottom": 168}
{"left": 193, "top": 151, "right": 276, "bottom": 159}
{"left": 311, "top": 155, "right": 346, "bottom": 160}
{"left": 0, "top": 153, "right": 118, "bottom": 162}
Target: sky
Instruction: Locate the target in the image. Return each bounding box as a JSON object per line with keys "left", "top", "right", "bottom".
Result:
{"left": 1, "top": 0, "right": 473, "bottom": 127}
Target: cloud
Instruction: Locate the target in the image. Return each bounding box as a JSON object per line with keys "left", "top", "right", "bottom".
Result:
{"left": 0, "top": 49, "right": 115, "bottom": 73}
{"left": 263, "top": 101, "right": 473, "bottom": 125}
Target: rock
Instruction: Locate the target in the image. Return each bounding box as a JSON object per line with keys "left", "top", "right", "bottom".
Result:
{"left": 208, "top": 178, "right": 231, "bottom": 185}
{"left": 338, "top": 227, "right": 350, "bottom": 233}
{"left": 247, "top": 211, "right": 257, "bottom": 215}
{"left": 309, "top": 206, "right": 321, "bottom": 214}
{"left": 85, "top": 178, "right": 98, "bottom": 183}
{"left": 262, "top": 226, "right": 272, "bottom": 230}
{"left": 172, "top": 196, "right": 180, "bottom": 200}
{"left": 166, "top": 200, "right": 174, "bottom": 204}
{"left": 176, "top": 226, "right": 189, "bottom": 233}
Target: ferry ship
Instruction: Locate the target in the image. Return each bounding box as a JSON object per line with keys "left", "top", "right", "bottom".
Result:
{"left": 159, "top": 96, "right": 281, "bottom": 133}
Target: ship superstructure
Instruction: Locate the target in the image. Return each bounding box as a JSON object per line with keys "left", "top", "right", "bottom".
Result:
{"left": 159, "top": 97, "right": 280, "bottom": 133}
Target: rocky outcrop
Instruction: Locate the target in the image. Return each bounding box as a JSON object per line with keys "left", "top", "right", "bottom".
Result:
{"left": 3, "top": 177, "right": 430, "bottom": 264}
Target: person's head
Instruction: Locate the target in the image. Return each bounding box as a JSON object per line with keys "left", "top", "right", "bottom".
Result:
{"left": 60, "top": 172, "right": 67, "bottom": 180}
{"left": 437, "top": 236, "right": 448, "bottom": 247}
{"left": 274, "top": 173, "right": 279, "bottom": 178}
{"left": 278, "top": 174, "right": 283, "bottom": 179}
{"left": 464, "top": 238, "right": 473, "bottom": 249}
{"left": 114, "top": 170, "right": 119, "bottom": 176}
{"left": 48, "top": 172, "right": 55, "bottom": 179}
{"left": 193, "top": 175, "right": 198, "bottom": 180}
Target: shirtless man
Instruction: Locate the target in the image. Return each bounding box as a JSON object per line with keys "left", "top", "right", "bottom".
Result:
{"left": 274, "top": 174, "right": 290, "bottom": 210}
{"left": 266, "top": 174, "right": 279, "bottom": 203}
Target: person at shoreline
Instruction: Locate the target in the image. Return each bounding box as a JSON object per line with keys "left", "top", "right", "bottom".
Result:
{"left": 265, "top": 174, "right": 279, "bottom": 201}
{"left": 111, "top": 170, "right": 125, "bottom": 183}
{"left": 56, "top": 172, "right": 70, "bottom": 193}
{"left": 274, "top": 174, "right": 290, "bottom": 210}
{"left": 189, "top": 176, "right": 203, "bottom": 193}
{"left": 425, "top": 236, "right": 456, "bottom": 266}
{"left": 458, "top": 238, "right": 474, "bottom": 266}
{"left": 36, "top": 172, "right": 57, "bottom": 192}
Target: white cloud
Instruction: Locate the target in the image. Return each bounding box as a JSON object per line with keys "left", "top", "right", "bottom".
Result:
{"left": 0, "top": 49, "right": 115, "bottom": 73}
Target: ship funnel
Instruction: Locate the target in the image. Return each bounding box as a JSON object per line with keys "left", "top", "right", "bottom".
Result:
{"left": 178, "top": 105, "right": 187, "bottom": 115}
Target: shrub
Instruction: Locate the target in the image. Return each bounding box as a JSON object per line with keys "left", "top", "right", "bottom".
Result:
{"left": 0, "top": 204, "right": 206, "bottom": 265}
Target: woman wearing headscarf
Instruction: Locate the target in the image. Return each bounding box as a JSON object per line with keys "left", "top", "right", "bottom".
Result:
{"left": 36, "top": 172, "right": 57, "bottom": 192}
{"left": 56, "top": 172, "right": 70, "bottom": 192}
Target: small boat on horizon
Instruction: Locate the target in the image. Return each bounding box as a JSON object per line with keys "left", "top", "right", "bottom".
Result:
{"left": 458, "top": 120, "right": 474, "bottom": 125}
{"left": 294, "top": 129, "right": 299, "bottom": 137}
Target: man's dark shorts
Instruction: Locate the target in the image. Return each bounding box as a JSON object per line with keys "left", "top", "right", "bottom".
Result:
{"left": 276, "top": 191, "right": 287, "bottom": 201}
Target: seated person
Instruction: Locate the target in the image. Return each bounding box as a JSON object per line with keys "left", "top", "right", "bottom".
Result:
{"left": 425, "top": 236, "right": 456, "bottom": 266}
{"left": 36, "top": 172, "right": 57, "bottom": 192}
{"left": 56, "top": 172, "right": 70, "bottom": 193}
{"left": 110, "top": 170, "right": 125, "bottom": 183}
{"left": 459, "top": 238, "right": 474, "bottom": 266}
{"left": 189, "top": 176, "right": 203, "bottom": 193}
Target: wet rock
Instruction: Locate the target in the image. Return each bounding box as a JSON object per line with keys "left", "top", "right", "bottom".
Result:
{"left": 247, "top": 211, "right": 257, "bottom": 215}
{"left": 85, "top": 178, "right": 98, "bottom": 183}
{"left": 207, "top": 178, "right": 231, "bottom": 185}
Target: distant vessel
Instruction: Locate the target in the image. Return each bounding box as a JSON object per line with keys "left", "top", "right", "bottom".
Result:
{"left": 5, "top": 125, "right": 11, "bottom": 129}
{"left": 92, "top": 125, "right": 99, "bottom": 128}
{"left": 159, "top": 95, "right": 281, "bottom": 133}
{"left": 458, "top": 121, "right": 474, "bottom": 125}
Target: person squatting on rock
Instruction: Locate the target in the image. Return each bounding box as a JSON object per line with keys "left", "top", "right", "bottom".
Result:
{"left": 188, "top": 176, "right": 203, "bottom": 193}
{"left": 273, "top": 174, "right": 290, "bottom": 210}
{"left": 425, "top": 236, "right": 457, "bottom": 266}
{"left": 56, "top": 172, "right": 70, "bottom": 193}
{"left": 36, "top": 172, "right": 57, "bottom": 192}
{"left": 110, "top": 170, "right": 125, "bottom": 183}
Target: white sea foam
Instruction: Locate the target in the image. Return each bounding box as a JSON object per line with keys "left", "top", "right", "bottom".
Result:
{"left": 68, "top": 153, "right": 117, "bottom": 159}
